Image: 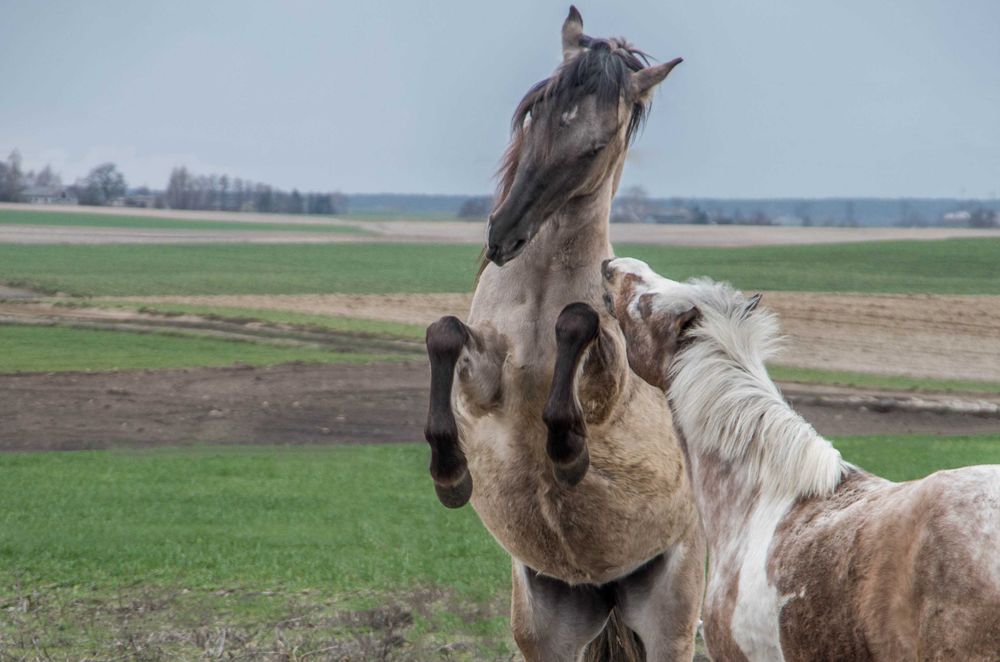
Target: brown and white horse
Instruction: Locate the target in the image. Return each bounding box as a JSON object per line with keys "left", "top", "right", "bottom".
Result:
{"left": 602, "top": 256, "right": 1000, "bottom": 661}
{"left": 424, "top": 9, "right": 704, "bottom": 661}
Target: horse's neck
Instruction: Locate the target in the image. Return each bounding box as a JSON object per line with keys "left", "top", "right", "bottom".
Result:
{"left": 469, "top": 186, "right": 614, "bottom": 358}
{"left": 507, "top": 192, "right": 613, "bottom": 293}
{"left": 670, "top": 331, "right": 844, "bottom": 551}
{"left": 684, "top": 447, "right": 767, "bottom": 553}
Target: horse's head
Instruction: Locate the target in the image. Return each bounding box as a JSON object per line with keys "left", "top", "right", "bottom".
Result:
{"left": 602, "top": 257, "right": 763, "bottom": 389}
{"left": 601, "top": 257, "right": 697, "bottom": 388}
{"left": 485, "top": 7, "right": 682, "bottom": 266}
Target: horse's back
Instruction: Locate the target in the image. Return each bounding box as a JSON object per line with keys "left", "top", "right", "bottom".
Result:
{"left": 910, "top": 465, "right": 1000, "bottom": 659}
{"left": 770, "top": 465, "right": 1000, "bottom": 660}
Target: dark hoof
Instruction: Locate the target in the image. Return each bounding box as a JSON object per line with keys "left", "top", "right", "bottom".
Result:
{"left": 551, "top": 447, "right": 590, "bottom": 488}
{"left": 434, "top": 469, "right": 473, "bottom": 508}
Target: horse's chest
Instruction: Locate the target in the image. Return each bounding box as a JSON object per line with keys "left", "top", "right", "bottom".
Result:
{"left": 704, "top": 503, "right": 792, "bottom": 662}
{"left": 464, "top": 422, "right": 677, "bottom": 584}
{"left": 704, "top": 572, "right": 785, "bottom": 662}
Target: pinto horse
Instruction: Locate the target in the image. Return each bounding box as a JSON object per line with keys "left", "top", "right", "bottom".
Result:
{"left": 602, "top": 257, "right": 1000, "bottom": 661}
{"left": 424, "top": 9, "right": 704, "bottom": 661}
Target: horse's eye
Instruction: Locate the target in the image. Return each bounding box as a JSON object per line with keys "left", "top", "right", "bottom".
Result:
{"left": 587, "top": 144, "right": 607, "bottom": 158}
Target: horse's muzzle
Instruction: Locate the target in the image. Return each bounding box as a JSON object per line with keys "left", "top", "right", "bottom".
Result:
{"left": 486, "top": 236, "right": 528, "bottom": 266}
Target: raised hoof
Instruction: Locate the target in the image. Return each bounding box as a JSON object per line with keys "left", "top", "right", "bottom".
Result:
{"left": 434, "top": 470, "right": 473, "bottom": 508}
{"left": 551, "top": 447, "right": 590, "bottom": 488}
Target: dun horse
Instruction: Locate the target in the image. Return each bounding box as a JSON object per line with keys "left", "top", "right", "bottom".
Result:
{"left": 424, "top": 8, "right": 704, "bottom": 661}
{"left": 603, "top": 256, "right": 1000, "bottom": 661}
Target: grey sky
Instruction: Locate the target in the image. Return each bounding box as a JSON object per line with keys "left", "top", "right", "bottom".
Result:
{"left": 2, "top": 0, "right": 998, "bottom": 198}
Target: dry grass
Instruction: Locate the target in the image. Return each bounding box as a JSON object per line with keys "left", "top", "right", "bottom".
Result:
{"left": 0, "top": 585, "right": 512, "bottom": 661}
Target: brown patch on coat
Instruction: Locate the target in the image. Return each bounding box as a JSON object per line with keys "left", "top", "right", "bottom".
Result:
{"left": 768, "top": 467, "right": 1000, "bottom": 661}
{"left": 611, "top": 276, "right": 700, "bottom": 391}
{"left": 702, "top": 561, "right": 749, "bottom": 662}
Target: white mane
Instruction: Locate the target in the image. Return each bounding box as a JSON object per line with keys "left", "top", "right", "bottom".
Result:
{"left": 665, "top": 279, "right": 846, "bottom": 499}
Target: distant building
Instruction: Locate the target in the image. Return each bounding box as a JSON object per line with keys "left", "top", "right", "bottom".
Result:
{"left": 649, "top": 207, "right": 700, "bottom": 224}
{"left": 772, "top": 215, "right": 805, "bottom": 227}
{"left": 942, "top": 210, "right": 972, "bottom": 225}
{"left": 125, "top": 193, "right": 159, "bottom": 208}
{"left": 23, "top": 185, "right": 77, "bottom": 205}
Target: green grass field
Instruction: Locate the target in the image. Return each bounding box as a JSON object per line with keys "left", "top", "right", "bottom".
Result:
{"left": 7, "top": 306, "right": 997, "bottom": 394}
{"left": 768, "top": 364, "right": 1000, "bottom": 395}
{"left": 0, "top": 208, "right": 369, "bottom": 234}
{"left": 2, "top": 215, "right": 996, "bottom": 657}
{"left": 122, "top": 301, "right": 427, "bottom": 341}
{"left": 0, "top": 435, "right": 997, "bottom": 657}
{"left": 0, "top": 325, "right": 412, "bottom": 373}
{"left": 1, "top": 238, "right": 998, "bottom": 297}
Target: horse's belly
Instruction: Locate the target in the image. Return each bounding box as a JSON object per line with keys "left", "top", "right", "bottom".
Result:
{"left": 463, "top": 416, "right": 695, "bottom": 585}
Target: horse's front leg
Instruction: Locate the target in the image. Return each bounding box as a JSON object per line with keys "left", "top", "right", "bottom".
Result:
{"left": 424, "top": 316, "right": 506, "bottom": 508}
{"left": 542, "top": 302, "right": 627, "bottom": 488}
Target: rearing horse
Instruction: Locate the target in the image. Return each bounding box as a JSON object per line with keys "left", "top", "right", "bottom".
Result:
{"left": 425, "top": 8, "right": 704, "bottom": 660}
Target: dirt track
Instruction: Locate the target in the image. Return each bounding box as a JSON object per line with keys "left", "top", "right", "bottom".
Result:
{"left": 1, "top": 361, "right": 997, "bottom": 453}
{"left": 2, "top": 292, "right": 997, "bottom": 451}
{"left": 0, "top": 363, "right": 425, "bottom": 452}
{"left": 115, "top": 291, "right": 1000, "bottom": 383}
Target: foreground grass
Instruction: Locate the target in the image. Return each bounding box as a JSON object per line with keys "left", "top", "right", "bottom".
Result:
{"left": 1, "top": 238, "right": 998, "bottom": 296}
{"left": 0, "top": 444, "right": 509, "bottom": 659}
{"left": 0, "top": 325, "right": 411, "bottom": 373}
{"left": 0, "top": 208, "right": 369, "bottom": 235}
{"left": 0, "top": 444, "right": 507, "bottom": 598}
{"left": 0, "top": 436, "right": 997, "bottom": 658}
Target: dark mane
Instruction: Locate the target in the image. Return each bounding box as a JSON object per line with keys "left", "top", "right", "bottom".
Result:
{"left": 475, "top": 38, "right": 652, "bottom": 281}
{"left": 495, "top": 38, "right": 650, "bottom": 209}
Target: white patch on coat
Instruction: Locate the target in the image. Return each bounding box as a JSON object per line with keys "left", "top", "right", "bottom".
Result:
{"left": 560, "top": 105, "right": 579, "bottom": 125}
{"left": 730, "top": 495, "right": 792, "bottom": 662}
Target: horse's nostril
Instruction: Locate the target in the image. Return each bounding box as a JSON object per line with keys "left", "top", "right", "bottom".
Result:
{"left": 511, "top": 238, "right": 527, "bottom": 253}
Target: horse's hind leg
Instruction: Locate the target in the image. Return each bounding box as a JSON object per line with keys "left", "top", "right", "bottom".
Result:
{"left": 543, "top": 302, "right": 627, "bottom": 487}
{"left": 511, "top": 561, "right": 613, "bottom": 662}
{"left": 424, "top": 316, "right": 505, "bottom": 508}
{"left": 614, "top": 529, "right": 706, "bottom": 661}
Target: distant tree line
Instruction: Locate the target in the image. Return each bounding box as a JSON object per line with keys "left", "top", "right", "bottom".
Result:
{"left": 75, "top": 163, "right": 127, "bottom": 206}
{"left": 1, "top": 149, "right": 348, "bottom": 215}
{"left": 457, "top": 196, "right": 492, "bottom": 219}
{"left": 1, "top": 150, "right": 67, "bottom": 201}
{"left": 4, "top": 147, "right": 999, "bottom": 226}
{"left": 610, "top": 188, "right": 1000, "bottom": 228}
{"left": 163, "top": 167, "right": 347, "bottom": 215}
{"left": 611, "top": 187, "right": 774, "bottom": 225}
{"left": 0, "top": 151, "right": 25, "bottom": 202}
{"left": 1, "top": 150, "right": 127, "bottom": 206}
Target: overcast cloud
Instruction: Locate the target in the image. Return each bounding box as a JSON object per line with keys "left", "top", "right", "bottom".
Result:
{"left": 1, "top": 0, "right": 998, "bottom": 198}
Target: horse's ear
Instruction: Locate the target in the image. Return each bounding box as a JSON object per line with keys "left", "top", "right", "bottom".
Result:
{"left": 673, "top": 305, "right": 701, "bottom": 338}
{"left": 562, "top": 6, "right": 585, "bottom": 61}
{"left": 633, "top": 57, "right": 684, "bottom": 97}
{"left": 741, "top": 293, "right": 762, "bottom": 319}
